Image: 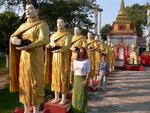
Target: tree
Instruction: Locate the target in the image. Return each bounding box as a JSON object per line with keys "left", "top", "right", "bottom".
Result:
{"left": 125, "top": 4, "right": 147, "bottom": 37}
{"left": 100, "top": 24, "right": 111, "bottom": 41}
{"left": 0, "top": 11, "right": 20, "bottom": 68}
{"left": 0, "top": 0, "right": 96, "bottom": 32}
{"left": 0, "top": 0, "right": 96, "bottom": 68}
{"left": 39, "top": 0, "right": 95, "bottom": 32}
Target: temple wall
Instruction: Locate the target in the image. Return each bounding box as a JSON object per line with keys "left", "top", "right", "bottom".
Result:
{"left": 107, "top": 35, "right": 138, "bottom": 55}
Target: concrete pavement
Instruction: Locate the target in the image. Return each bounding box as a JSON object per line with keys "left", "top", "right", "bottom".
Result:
{"left": 88, "top": 70, "right": 150, "bottom": 113}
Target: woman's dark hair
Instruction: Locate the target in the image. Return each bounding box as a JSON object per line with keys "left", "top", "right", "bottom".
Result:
{"left": 26, "top": 0, "right": 39, "bottom": 9}
{"left": 101, "top": 53, "right": 107, "bottom": 58}
{"left": 76, "top": 47, "right": 88, "bottom": 60}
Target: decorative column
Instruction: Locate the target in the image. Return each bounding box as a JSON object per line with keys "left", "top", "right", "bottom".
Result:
{"left": 94, "top": 4, "right": 100, "bottom": 35}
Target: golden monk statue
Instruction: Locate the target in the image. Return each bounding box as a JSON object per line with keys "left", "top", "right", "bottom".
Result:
{"left": 9, "top": 1, "right": 49, "bottom": 113}
{"left": 70, "top": 26, "right": 87, "bottom": 60}
{"left": 100, "top": 40, "right": 107, "bottom": 56}
{"left": 94, "top": 35, "right": 101, "bottom": 75}
{"left": 87, "top": 31, "right": 96, "bottom": 80}
{"left": 110, "top": 43, "right": 116, "bottom": 72}
{"left": 70, "top": 26, "right": 87, "bottom": 83}
{"left": 47, "top": 17, "right": 72, "bottom": 105}
{"left": 129, "top": 43, "right": 138, "bottom": 64}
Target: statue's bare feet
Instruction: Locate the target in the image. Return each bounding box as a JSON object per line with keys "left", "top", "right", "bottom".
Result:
{"left": 59, "top": 99, "right": 66, "bottom": 105}
{"left": 51, "top": 98, "right": 60, "bottom": 104}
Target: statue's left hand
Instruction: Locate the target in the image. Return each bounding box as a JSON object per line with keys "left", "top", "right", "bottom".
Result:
{"left": 16, "top": 46, "right": 28, "bottom": 50}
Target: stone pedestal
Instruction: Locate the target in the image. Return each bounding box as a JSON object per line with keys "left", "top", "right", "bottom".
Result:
{"left": 43, "top": 99, "right": 71, "bottom": 113}
{"left": 12, "top": 107, "right": 33, "bottom": 113}
{"left": 124, "top": 64, "right": 144, "bottom": 71}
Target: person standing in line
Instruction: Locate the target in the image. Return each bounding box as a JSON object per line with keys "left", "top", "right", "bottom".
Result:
{"left": 71, "top": 47, "right": 91, "bottom": 113}
{"left": 98, "top": 53, "right": 109, "bottom": 91}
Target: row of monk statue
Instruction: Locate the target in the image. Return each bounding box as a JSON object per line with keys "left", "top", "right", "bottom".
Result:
{"left": 8, "top": 1, "right": 138, "bottom": 113}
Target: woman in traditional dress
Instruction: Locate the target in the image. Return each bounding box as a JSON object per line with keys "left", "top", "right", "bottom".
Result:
{"left": 71, "top": 47, "right": 91, "bottom": 113}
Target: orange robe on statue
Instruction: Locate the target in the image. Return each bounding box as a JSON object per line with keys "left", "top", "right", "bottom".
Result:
{"left": 45, "top": 30, "right": 72, "bottom": 94}
{"left": 9, "top": 20, "right": 49, "bottom": 105}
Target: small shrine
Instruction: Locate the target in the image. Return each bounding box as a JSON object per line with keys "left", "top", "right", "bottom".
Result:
{"left": 107, "top": 0, "right": 137, "bottom": 63}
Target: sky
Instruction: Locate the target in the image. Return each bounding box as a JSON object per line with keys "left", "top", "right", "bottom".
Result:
{"left": 0, "top": 0, "right": 149, "bottom": 28}
{"left": 97, "top": 0, "right": 149, "bottom": 27}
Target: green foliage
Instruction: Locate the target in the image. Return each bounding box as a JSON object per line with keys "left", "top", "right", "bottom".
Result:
{"left": 0, "top": 0, "right": 95, "bottom": 54}
{"left": 0, "top": 56, "right": 5, "bottom": 69}
{"left": 0, "top": 0, "right": 95, "bottom": 31}
{"left": 0, "top": 88, "right": 23, "bottom": 113}
{"left": 39, "top": 0, "right": 95, "bottom": 31}
{"left": 100, "top": 24, "right": 112, "bottom": 40}
{"left": 125, "top": 4, "right": 147, "bottom": 37}
{"left": 0, "top": 11, "right": 20, "bottom": 53}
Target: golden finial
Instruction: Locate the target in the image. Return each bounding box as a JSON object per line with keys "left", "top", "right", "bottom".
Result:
{"left": 119, "top": 0, "right": 126, "bottom": 15}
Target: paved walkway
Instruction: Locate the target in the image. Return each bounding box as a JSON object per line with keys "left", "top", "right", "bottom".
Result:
{"left": 88, "top": 70, "right": 150, "bottom": 113}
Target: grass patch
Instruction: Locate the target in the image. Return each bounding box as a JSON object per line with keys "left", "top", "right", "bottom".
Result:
{"left": 0, "top": 87, "right": 23, "bottom": 113}
{"left": 0, "top": 56, "right": 8, "bottom": 75}
{"left": 0, "top": 56, "right": 5, "bottom": 68}
{"left": 0, "top": 87, "right": 54, "bottom": 113}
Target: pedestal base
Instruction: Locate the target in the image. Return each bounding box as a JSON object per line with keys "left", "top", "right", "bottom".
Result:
{"left": 12, "top": 107, "right": 33, "bottom": 113}
{"left": 43, "top": 99, "right": 71, "bottom": 113}
{"left": 125, "top": 64, "right": 144, "bottom": 71}
{"left": 140, "top": 53, "right": 150, "bottom": 65}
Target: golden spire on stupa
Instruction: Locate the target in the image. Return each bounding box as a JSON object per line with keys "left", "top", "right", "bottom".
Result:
{"left": 109, "top": 0, "right": 136, "bottom": 35}
{"left": 119, "top": 0, "right": 125, "bottom": 15}
{"left": 116, "top": 0, "right": 130, "bottom": 22}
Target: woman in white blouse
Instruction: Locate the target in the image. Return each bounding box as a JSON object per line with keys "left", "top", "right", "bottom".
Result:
{"left": 71, "top": 47, "right": 91, "bottom": 113}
